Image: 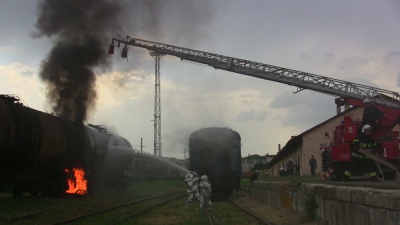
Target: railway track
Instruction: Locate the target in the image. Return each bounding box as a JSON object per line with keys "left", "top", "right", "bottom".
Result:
{"left": 202, "top": 200, "right": 272, "bottom": 225}
{"left": 203, "top": 207, "right": 217, "bottom": 225}
{"left": 50, "top": 192, "right": 186, "bottom": 225}
{"left": 54, "top": 192, "right": 267, "bottom": 225}
{"left": 2, "top": 180, "right": 276, "bottom": 224}
{"left": 229, "top": 200, "right": 273, "bottom": 225}
{"left": 200, "top": 188, "right": 272, "bottom": 225}
{"left": 108, "top": 194, "right": 186, "bottom": 225}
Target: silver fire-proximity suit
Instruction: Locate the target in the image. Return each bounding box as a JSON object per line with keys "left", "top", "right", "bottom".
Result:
{"left": 184, "top": 171, "right": 200, "bottom": 206}
{"left": 199, "top": 175, "right": 212, "bottom": 208}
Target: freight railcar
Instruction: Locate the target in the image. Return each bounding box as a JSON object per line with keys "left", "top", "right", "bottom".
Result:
{"left": 189, "top": 127, "right": 241, "bottom": 197}
{"left": 0, "top": 94, "right": 134, "bottom": 196}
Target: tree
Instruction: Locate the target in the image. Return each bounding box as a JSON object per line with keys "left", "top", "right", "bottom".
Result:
{"left": 252, "top": 162, "right": 267, "bottom": 171}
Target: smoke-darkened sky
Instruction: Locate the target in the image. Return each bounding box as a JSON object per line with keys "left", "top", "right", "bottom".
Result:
{"left": 0, "top": 0, "right": 399, "bottom": 158}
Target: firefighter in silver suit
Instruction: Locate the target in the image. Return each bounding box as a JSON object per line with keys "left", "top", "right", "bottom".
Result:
{"left": 199, "top": 175, "right": 212, "bottom": 208}
{"left": 184, "top": 171, "right": 200, "bottom": 206}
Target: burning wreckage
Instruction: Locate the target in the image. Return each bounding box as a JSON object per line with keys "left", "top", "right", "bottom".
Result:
{"left": 0, "top": 94, "right": 134, "bottom": 196}
{"left": 0, "top": 0, "right": 139, "bottom": 197}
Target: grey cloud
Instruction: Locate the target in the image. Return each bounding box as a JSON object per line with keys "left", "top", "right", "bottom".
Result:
{"left": 234, "top": 110, "right": 268, "bottom": 122}
{"left": 240, "top": 100, "right": 253, "bottom": 105}
{"left": 122, "top": 0, "right": 213, "bottom": 47}
{"left": 269, "top": 92, "right": 302, "bottom": 109}
{"left": 324, "top": 53, "right": 335, "bottom": 58}
{"left": 384, "top": 51, "right": 400, "bottom": 64}
{"left": 301, "top": 54, "right": 311, "bottom": 59}
{"left": 0, "top": 46, "right": 22, "bottom": 54}
{"left": 21, "top": 69, "right": 34, "bottom": 77}
{"left": 239, "top": 93, "right": 257, "bottom": 98}
{"left": 300, "top": 52, "right": 334, "bottom": 67}
{"left": 270, "top": 91, "right": 336, "bottom": 129}
{"left": 397, "top": 73, "right": 400, "bottom": 87}
{"left": 386, "top": 51, "right": 400, "bottom": 58}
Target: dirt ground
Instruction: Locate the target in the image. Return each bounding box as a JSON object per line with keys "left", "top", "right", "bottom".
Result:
{"left": 233, "top": 196, "right": 319, "bottom": 225}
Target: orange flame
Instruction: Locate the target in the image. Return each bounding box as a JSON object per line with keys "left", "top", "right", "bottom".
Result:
{"left": 66, "top": 167, "right": 88, "bottom": 195}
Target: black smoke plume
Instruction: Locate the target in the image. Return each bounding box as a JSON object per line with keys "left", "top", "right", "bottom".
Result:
{"left": 35, "top": 0, "right": 123, "bottom": 122}
{"left": 34, "top": 0, "right": 213, "bottom": 123}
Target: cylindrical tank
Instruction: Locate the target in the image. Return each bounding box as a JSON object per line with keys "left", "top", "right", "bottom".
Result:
{"left": 86, "top": 126, "right": 134, "bottom": 190}
{"left": 0, "top": 95, "right": 134, "bottom": 196}
{"left": 189, "top": 127, "right": 241, "bottom": 196}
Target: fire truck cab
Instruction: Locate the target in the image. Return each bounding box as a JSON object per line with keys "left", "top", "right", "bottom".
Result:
{"left": 329, "top": 97, "right": 400, "bottom": 180}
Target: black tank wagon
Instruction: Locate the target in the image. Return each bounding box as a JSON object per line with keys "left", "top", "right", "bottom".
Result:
{"left": 0, "top": 94, "right": 134, "bottom": 196}
{"left": 189, "top": 127, "right": 241, "bottom": 196}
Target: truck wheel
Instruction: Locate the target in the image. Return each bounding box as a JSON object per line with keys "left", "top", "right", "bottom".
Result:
{"left": 330, "top": 168, "right": 344, "bottom": 181}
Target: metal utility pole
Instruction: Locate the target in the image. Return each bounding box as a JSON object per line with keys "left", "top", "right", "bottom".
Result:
{"left": 149, "top": 51, "right": 164, "bottom": 156}
{"left": 140, "top": 137, "right": 144, "bottom": 153}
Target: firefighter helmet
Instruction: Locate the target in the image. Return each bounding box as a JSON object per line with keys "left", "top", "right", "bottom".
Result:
{"left": 362, "top": 124, "right": 372, "bottom": 132}
{"left": 200, "top": 175, "right": 208, "bottom": 181}
{"left": 363, "top": 99, "right": 371, "bottom": 104}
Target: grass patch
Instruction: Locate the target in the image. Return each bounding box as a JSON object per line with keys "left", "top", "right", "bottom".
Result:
{"left": 231, "top": 196, "right": 318, "bottom": 225}
{"left": 259, "top": 175, "right": 327, "bottom": 184}
{"left": 240, "top": 178, "right": 252, "bottom": 189}
{"left": 0, "top": 180, "right": 186, "bottom": 225}
{"left": 136, "top": 198, "right": 265, "bottom": 225}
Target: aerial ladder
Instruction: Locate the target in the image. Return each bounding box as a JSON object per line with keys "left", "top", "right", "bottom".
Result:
{"left": 108, "top": 36, "right": 400, "bottom": 180}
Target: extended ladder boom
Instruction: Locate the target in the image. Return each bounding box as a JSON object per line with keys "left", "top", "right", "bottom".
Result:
{"left": 111, "top": 36, "right": 400, "bottom": 109}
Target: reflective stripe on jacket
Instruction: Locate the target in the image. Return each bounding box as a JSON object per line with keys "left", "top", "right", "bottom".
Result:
{"left": 352, "top": 133, "right": 376, "bottom": 158}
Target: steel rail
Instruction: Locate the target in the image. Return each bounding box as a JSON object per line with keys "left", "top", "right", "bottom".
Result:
{"left": 49, "top": 192, "right": 185, "bottom": 225}
{"left": 203, "top": 207, "right": 216, "bottom": 225}
{"left": 229, "top": 199, "right": 273, "bottom": 225}
{"left": 108, "top": 194, "right": 186, "bottom": 225}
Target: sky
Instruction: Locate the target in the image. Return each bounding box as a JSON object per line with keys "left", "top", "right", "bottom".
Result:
{"left": 1, "top": 0, "right": 399, "bottom": 159}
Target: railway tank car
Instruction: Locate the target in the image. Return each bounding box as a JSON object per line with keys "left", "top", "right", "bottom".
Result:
{"left": 189, "top": 127, "right": 241, "bottom": 197}
{"left": 0, "top": 94, "right": 134, "bottom": 196}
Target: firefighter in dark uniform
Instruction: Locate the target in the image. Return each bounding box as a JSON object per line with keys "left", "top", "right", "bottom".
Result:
{"left": 321, "top": 149, "right": 330, "bottom": 173}
{"left": 286, "top": 159, "right": 294, "bottom": 176}
{"left": 361, "top": 99, "right": 383, "bottom": 130}
{"left": 342, "top": 124, "right": 379, "bottom": 182}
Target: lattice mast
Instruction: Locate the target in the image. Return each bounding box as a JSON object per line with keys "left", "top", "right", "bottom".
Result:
{"left": 150, "top": 51, "right": 164, "bottom": 157}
